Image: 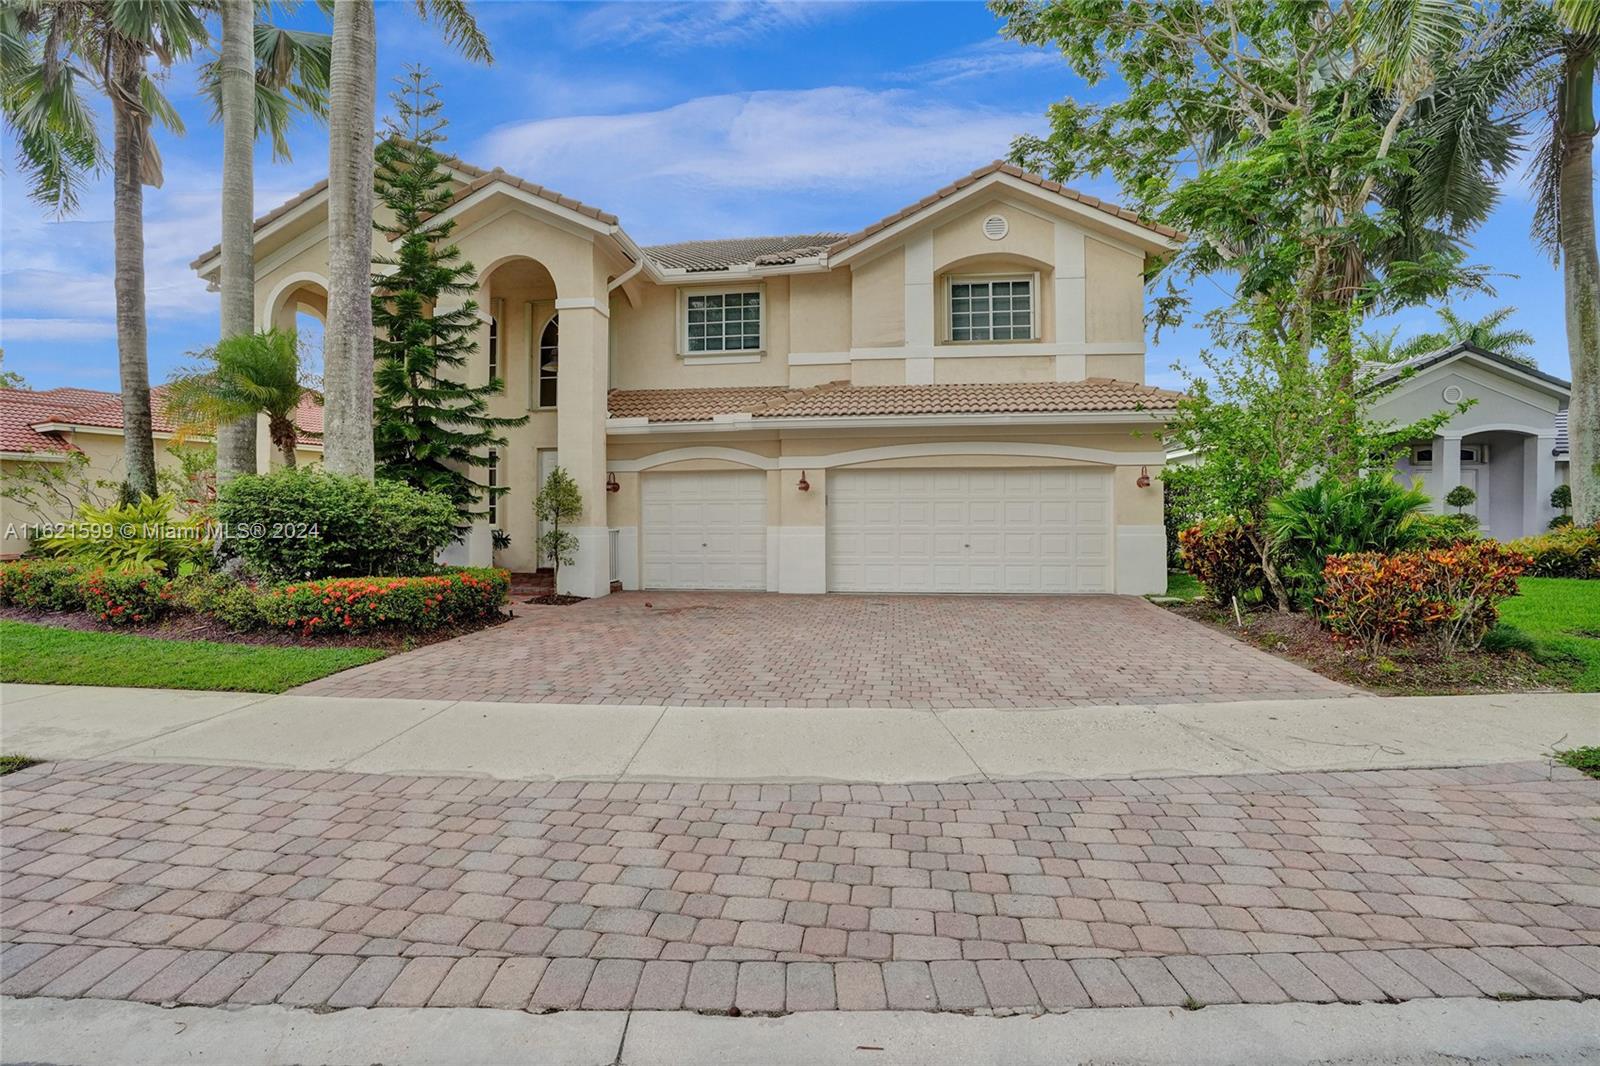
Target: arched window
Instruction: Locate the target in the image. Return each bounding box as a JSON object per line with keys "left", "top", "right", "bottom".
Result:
{"left": 537, "top": 314, "right": 558, "bottom": 408}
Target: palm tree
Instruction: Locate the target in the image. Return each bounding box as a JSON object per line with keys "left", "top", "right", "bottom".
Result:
{"left": 1434, "top": 0, "right": 1599, "bottom": 522}
{"left": 210, "top": 4, "right": 330, "bottom": 483}
{"left": 1395, "top": 306, "right": 1538, "bottom": 364}
{"left": 166, "top": 329, "right": 308, "bottom": 468}
{"left": 2, "top": 1, "right": 207, "bottom": 498}
{"left": 321, "top": 0, "right": 490, "bottom": 480}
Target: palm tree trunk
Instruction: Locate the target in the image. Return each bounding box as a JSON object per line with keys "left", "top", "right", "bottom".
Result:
{"left": 1561, "top": 52, "right": 1600, "bottom": 526}
{"left": 321, "top": 0, "right": 377, "bottom": 479}
{"left": 112, "top": 40, "right": 157, "bottom": 499}
{"left": 216, "top": 0, "right": 258, "bottom": 483}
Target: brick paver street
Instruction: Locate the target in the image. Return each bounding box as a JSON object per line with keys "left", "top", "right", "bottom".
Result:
{"left": 4, "top": 759, "right": 1597, "bottom": 1014}
{"left": 295, "top": 592, "right": 1353, "bottom": 707}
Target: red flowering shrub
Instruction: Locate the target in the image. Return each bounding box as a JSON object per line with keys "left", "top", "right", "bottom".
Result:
{"left": 0, "top": 560, "right": 85, "bottom": 611}
{"left": 257, "top": 568, "right": 510, "bottom": 636}
{"left": 1177, "top": 520, "right": 1268, "bottom": 606}
{"left": 1320, "top": 543, "right": 1530, "bottom": 657}
{"left": 79, "top": 569, "right": 175, "bottom": 626}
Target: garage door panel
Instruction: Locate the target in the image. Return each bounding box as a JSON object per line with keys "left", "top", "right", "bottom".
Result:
{"left": 643, "top": 471, "right": 767, "bottom": 590}
{"left": 828, "top": 467, "right": 1112, "bottom": 594}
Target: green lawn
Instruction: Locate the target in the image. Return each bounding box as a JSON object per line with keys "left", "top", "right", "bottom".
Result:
{"left": 1499, "top": 577, "right": 1600, "bottom": 692}
{"left": 1160, "top": 571, "right": 1204, "bottom": 602}
{"left": 0, "top": 621, "right": 386, "bottom": 694}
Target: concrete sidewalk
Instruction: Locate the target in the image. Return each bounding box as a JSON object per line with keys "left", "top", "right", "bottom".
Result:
{"left": 1, "top": 683, "right": 1595, "bottom": 782}
{"left": 4, "top": 996, "right": 1597, "bottom": 1065}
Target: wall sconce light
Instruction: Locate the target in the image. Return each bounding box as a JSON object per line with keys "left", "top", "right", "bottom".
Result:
{"left": 797, "top": 471, "right": 810, "bottom": 492}
{"left": 1136, "top": 466, "right": 1152, "bottom": 489}
{"left": 605, "top": 473, "right": 620, "bottom": 493}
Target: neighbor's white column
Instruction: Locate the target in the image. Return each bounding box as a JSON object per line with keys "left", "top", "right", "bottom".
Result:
{"left": 1434, "top": 433, "right": 1462, "bottom": 513}
{"left": 1529, "top": 432, "right": 1558, "bottom": 536}
{"left": 776, "top": 466, "right": 826, "bottom": 594}
{"left": 556, "top": 303, "right": 612, "bottom": 597}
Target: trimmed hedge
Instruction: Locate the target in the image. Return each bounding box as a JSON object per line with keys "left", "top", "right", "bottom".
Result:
{"left": 258, "top": 569, "right": 510, "bottom": 636}
{"left": 0, "top": 560, "right": 86, "bottom": 611}
{"left": 80, "top": 570, "right": 176, "bottom": 626}
{"left": 1506, "top": 524, "right": 1599, "bottom": 579}
{"left": 1319, "top": 542, "right": 1530, "bottom": 656}
{"left": 215, "top": 468, "right": 459, "bottom": 581}
{"left": 1, "top": 559, "right": 510, "bottom": 637}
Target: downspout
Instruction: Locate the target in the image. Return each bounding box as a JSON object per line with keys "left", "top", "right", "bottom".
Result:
{"left": 607, "top": 226, "right": 648, "bottom": 293}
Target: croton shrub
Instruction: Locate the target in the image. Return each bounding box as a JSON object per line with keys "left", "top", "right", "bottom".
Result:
{"left": 1507, "top": 524, "right": 1600, "bottom": 579}
{"left": 1319, "top": 542, "right": 1530, "bottom": 657}
{"left": 1177, "top": 520, "right": 1268, "bottom": 607}
{"left": 256, "top": 568, "right": 510, "bottom": 636}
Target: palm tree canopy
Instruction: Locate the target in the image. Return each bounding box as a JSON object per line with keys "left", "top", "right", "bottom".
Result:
{"left": 197, "top": 20, "right": 331, "bottom": 161}
{"left": 1395, "top": 305, "right": 1538, "bottom": 364}
{"left": 165, "top": 328, "right": 307, "bottom": 440}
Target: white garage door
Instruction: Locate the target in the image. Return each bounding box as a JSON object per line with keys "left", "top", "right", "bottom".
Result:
{"left": 827, "top": 468, "right": 1111, "bottom": 593}
{"left": 642, "top": 471, "right": 767, "bottom": 590}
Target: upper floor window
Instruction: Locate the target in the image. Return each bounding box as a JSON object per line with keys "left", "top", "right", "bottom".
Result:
{"left": 948, "top": 275, "right": 1035, "bottom": 342}
{"left": 537, "top": 315, "right": 559, "bottom": 408}
{"left": 684, "top": 290, "right": 762, "bottom": 354}
{"left": 487, "top": 303, "right": 500, "bottom": 384}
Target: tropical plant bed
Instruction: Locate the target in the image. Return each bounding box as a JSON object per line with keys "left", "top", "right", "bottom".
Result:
{"left": 0, "top": 604, "right": 507, "bottom": 653}
{"left": 0, "top": 621, "right": 388, "bottom": 694}
{"left": 1165, "top": 600, "right": 1552, "bottom": 696}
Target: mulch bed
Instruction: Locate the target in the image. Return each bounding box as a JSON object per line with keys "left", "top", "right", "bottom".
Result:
{"left": 522, "top": 594, "right": 587, "bottom": 606}
{"left": 0, "top": 606, "right": 509, "bottom": 653}
{"left": 1166, "top": 601, "right": 1552, "bottom": 696}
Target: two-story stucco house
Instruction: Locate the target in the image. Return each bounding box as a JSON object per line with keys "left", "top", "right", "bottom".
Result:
{"left": 191, "top": 160, "right": 1182, "bottom": 598}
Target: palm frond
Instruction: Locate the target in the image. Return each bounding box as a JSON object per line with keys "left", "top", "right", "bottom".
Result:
{"left": 415, "top": 0, "right": 492, "bottom": 64}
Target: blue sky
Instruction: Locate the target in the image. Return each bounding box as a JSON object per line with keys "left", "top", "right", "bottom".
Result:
{"left": 0, "top": 0, "right": 1575, "bottom": 393}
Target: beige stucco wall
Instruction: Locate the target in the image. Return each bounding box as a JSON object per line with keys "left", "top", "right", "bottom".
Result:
{"left": 851, "top": 360, "right": 906, "bottom": 386}
{"left": 933, "top": 199, "right": 1055, "bottom": 273}
{"left": 934, "top": 356, "right": 1055, "bottom": 384}
{"left": 1084, "top": 238, "right": 1144, "bottom": 345}
{"left": 1086, "top": 354, "right": 1145, "bottom": 382}
{"left": 789, "top": 271, "right": 852, "bottom": 355}
{"left": 609, "top": 279, "right": 791, "bottom": 390}
{"left": 850, "top": 249, "right": 905, "bottom": 349}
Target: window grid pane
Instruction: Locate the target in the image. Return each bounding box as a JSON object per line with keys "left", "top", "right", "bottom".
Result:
{"left": 687, "top": 291, "right": 761, "bottom": 352}
{"left": 949, "top": 278, "right": 1032, "bottom": 342}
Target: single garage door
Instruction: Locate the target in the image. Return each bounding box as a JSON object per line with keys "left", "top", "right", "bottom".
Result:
{"left": 642, "top": 470, "right": 767, "bottom": 590}
{"left": 827, "top": 467, "right": 1111, "bottom": 593}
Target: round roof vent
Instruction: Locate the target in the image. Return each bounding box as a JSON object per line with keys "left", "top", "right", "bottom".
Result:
{"left": 1442, "top": 384, "right": 1464, "bottom": 404}
{"left": 982, "top": 214, "right": 1009, "bottom": 240}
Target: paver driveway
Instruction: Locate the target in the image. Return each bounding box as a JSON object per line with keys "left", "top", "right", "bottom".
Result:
{"left": 296, "top": 592, "right": 1353, "bottom": 707}
{"left": 3, "top": 759, "right": 1597, "bottom": 1015}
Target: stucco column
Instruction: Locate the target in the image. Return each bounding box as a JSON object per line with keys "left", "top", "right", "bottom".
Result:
{"left": 1433, "top": 433, "right": 1462, "bottom": 513}
{"left": 776, "top": 467, "right": 826, "bottom": 593}
{"left": 556, "top": 304, "right": 612, "bottom": 597}
{"left": 1526, "top": 432, "right": 1559, "bottom": 536}
{"left": 1114, "top": 464, "right": 1165, "bottom": 595}
{"left": 433, "top": 288, "right": 492, "bottom": 568}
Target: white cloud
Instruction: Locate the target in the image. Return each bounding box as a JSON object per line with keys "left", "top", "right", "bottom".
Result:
{"left": 573, "top": 1, "right": 854, "bottom": 49}
{"left": 479, "top": 86, "right": 1040, "bottom": 214}
{"left": 889, "top": 37, "right": 1061, "bottom": 87}
{"left": 0, "top": 317, "right": 117, "bottom": 343}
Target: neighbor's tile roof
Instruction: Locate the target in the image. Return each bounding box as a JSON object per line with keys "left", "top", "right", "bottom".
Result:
{"left": 827, "top": 161, "right": 1184, "bottom": 255}
{"left": 0, "top": 385, "right": 322, "bottom": 453}
{"left": 643, "top": 234, "right": 847, "bottom": 273}
{"left": 0, "top": 388, "right": 108, "bottom": 454}
{"left": 608, "top": 378, "right": 1181, "bottom": 424}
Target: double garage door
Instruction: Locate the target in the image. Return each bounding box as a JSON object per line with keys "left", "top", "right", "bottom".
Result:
{"left": 640, "top": 467, "right": 1111, "bottom": 593}
{"left": 827, "top": 468, "right": 1111, "bottom": 593}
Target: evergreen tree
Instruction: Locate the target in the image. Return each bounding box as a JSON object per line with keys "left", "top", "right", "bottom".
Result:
{"left": 372, "top": 66, "right": 525, "bottom": 519}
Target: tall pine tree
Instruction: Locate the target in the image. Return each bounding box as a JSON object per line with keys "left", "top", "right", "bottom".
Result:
{"left": 372, "top": 67, "right": 526, "bottom": 519}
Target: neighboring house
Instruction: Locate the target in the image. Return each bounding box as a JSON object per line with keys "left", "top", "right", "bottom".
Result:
{"left": 1372, "top": 342, "right": 1569, "bottom": 541}
{"left": 0, "top": 386, "right": 322, "bottom": 558}
{"left": 190, "top": 159, "right": 1183, "bottom": 596}
{"left": 1164, "top": 341, "right": 1571, "bottom": 542}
